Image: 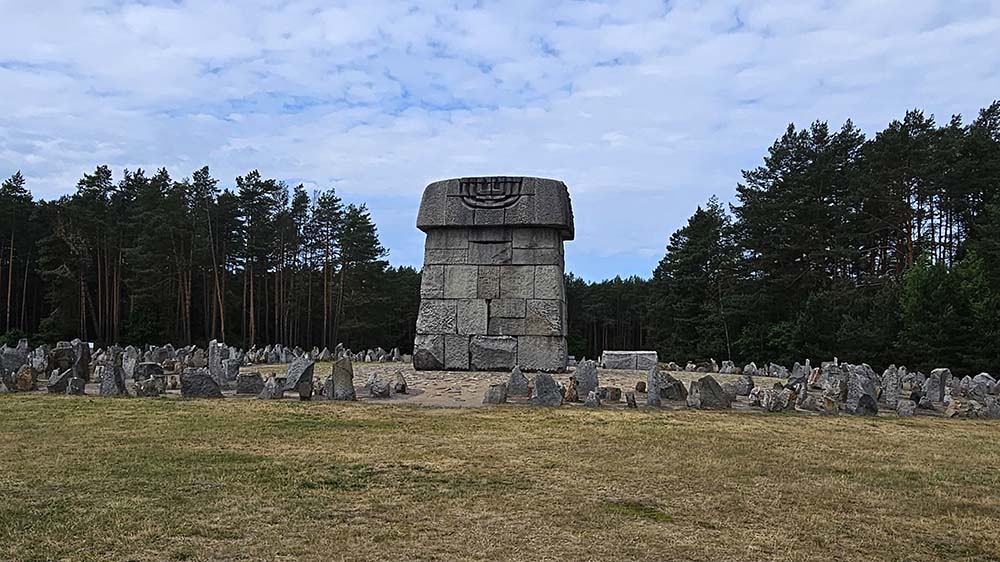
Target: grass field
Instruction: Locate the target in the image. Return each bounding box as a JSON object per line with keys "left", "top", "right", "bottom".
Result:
{"left": 2, "top": 394, "right": 999, "bottom": 562}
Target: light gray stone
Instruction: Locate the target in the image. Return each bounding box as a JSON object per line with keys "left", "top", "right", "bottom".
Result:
{"left": 575, "top": 359, "right": 599, "bottom": 397}
{"left": 457, "top": 299, "right": 489, "bottom": 335}
{"left": 444, "top": 265, "right": 479, "bottom": 299}
{"left": 326, "top": 358, "right": 356, "bottom": 401}
{"left": 236, "top": 373, "right": 265, "bottom": 395}
{"left": 444, "top": 334, "right": 470, "bottom": 370}
{"left": 517, "top": 335, "right": 566, "bottom": 372}
{"left": 469, "top": 336, "right": 517, "bottom": 371}
{"left": 257, "top": 376, "right": 284, "bottom": 400}
{"left": 413, "top": 334, "right": 445, "bottom": 370}
{"left": 420, "top": 265, "right": 445, "bottom": 298}
{"left": 686, "top": 375, "right": 731, "bottom": 409}
{"left": 283, "top": 357, "right": 315, "bottom": 391}
{"left": 99, "top": 365, "right": 128, "bottom": 397}
{"left": 499, "top": 266, "right": 535, "bottom": 299}
{"left": 416, "top": 300, "right": 458, "bottom": 334}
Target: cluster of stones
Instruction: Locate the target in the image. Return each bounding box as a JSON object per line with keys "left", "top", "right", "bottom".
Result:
{"left": 0, "top": 339, "right": 412, "bottom": 404}
{"left": 413, "top": 176, "right": 574, "bottom": 373}
{"left": 243, "top": 343, "right": 408, "bottom": 365}
{"left": 478, "top": 356, "right": 1000, "bottom": 419}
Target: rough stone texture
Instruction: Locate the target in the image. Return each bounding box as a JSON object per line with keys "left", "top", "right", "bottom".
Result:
{"left": 258, "top": 376, "right": 284, "bottom": 400}
{"left": 14, "top": 365, "right": 37, "bottom": 392}
{"left": 366, "top": 374, "right": 391, "bottom": 398}
{"left": 180, "top": 369, "right": 223, "bottom": 398}
{"left": 686, "top": 375, "right": 732, "bottom": 410}
{"left": 391, "top": 372, "right": 408, "bottom": 394}
{"left": 882, "top": 365, "right": 901, "bottom": 408}
{"left": 625, "top": 391, "right": 637, "bottom": 408}
{"left": 530, "top": 373, "right": 563, "bottom": 406}
{"left": 283, "top": 357, "right": 316, "bottom": 392}
{"left": 923, "top": 368, "right": 952, "bottom": 403}
{"left": 483, "top": 383, "right": 508, "bottom": 404}
{"left": 327, "top": 358, "right": 357, "bottom": 401}
{"left": 134, "top": 377, "right": 161, "bottom": 397}
{"left": 469, "top": 336, "right": 517, "bottom": 371}
{"left": 414, "top": 177, "right": 573, "bottom": 372}
{"left": 47, "top": 369, "right": 73, "bottom": 394}
{"left": 507, "top": 366, "right": 530, "bottom": 397}
{"left": 99, "top": 365, "right": 129, "bottom": 397}
{"left": 602, "top": 351, "right": 658, "bottom": 370}
{"left": 563, "top": 377, "right": 579, "bottom": 402}
{"left": 133, "top": 362, "right": 164, "bottom": 381}
{"left": 735, "top": 374, "right": 755, "bottom": 396}
{"left": 236, "top": 373, "right": 265, "bottom": 395}
{"left": 66, "top": 376, "right": 86, "bottom": 395}
{"left": 584, "top": 390, "right": 601, "bottom": 407}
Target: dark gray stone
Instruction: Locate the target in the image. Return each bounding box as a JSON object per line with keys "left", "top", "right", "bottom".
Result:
{"left": 686, "top": 375, "right": 732, "bottom": 409}
{"left": 469, "top": 336, "right": 516, "bottom": 371}
{"left": 47, "top": 369, "right": 73, "bottom": 394}
{"left": 135, "top": 377, "right": 161, "bottom": 397}
{"left": 735, "top": 374, "right": 754, "bottom": 396}
{"left": 856, "top": 394, "right": 879, "bottom": 416}
{"left": 283, "top": 357, "right": 315, "bottom": 391}
{"left": 391, "top": 372, "right": 408, "bottom": 394}
{"left": 483, "top": 383, "right": 508, "bottom": 404}
{"left": 66, "top": 376, "right": 86, "bottom": 395}
{"left": 133, "top": 362, "right": 164, "bottom": 381}
{"left": 507, "top": 366, "right": 530, "bottom": 397}
{"left": 625, "top": 391, "right": 637, "bottom": 408}
{"left": 583, "top": 390, "right": 601, "bottom": 407}
{"left": 366, "top": 374, "right": 390, "bottom": 398}
{"left": 180, "top": 369, "right": 223, "bottom": 398}
{"left": 530, "top": 373, "right": 563, "bottom": 406}
{"left": 896, "top": 399, "right": 916, "bottom": 417}
{"left": 236, "top": 373, "right": 265, "bottom": 395}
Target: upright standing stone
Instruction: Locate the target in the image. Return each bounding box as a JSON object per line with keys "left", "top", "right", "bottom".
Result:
{"left": 413, "top": 177, "right": 574, "bottom": 372}
{"left": 283, "top": 357, "right": 315, "bottom": 392}
{"left": 325, "top": 358, "right": 356, "bottom": 401}
{"left": 99, "top": 365, "right": 129, "bottom": 397}
{"left": 574, "top": 359, "right": 599, "bottom": 397}
{"left": 530, "top": 373, "right": 564, "bottom": 406}
{"left": 180, "top": 368, "right": 224, "bottom": 398}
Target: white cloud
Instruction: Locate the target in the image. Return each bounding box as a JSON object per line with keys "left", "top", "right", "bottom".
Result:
{"left": 1, "top": 0, "right": 998, "bottom": 280}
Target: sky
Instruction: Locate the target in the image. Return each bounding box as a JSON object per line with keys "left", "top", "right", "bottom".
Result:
{"left": 2, "top": 1, "right": 999, "bottom": 281}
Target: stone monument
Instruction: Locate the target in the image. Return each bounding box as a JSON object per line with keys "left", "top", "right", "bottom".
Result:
{"left": 413, "top": 176, "right": 574, "bottom": 372}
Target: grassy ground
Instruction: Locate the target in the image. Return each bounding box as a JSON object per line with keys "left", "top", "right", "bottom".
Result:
{"left": 2, "top": 394, "right": 999, "bottom": 562}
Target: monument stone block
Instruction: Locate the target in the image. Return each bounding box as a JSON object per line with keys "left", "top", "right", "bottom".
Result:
{"left": 414, "top": 176, "right": 573, "bottom": 372}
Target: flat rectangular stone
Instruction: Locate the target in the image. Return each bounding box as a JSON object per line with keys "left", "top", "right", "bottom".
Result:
{"left": 475, "top": 208, "right": 505, "bottom": 225}
{"left": 602, "top": 351, "right": 659, "bottom": 370}
{"left": 443, "top": 265, "right": 478, "bottom": 299}
{"left": 457, "top": 299, "right": 488, "bottom": 335}
{"left": 533, "top": 181, "right": 570, "bottom": 227}
{"left": 512, "top": 228, "right": 559, "bottom": 249}
{"left": 425, "top": 228, "right": 470, "bottom": 249}
{"left": 470, "top": 336, "right": 517, "bottom": 371}
{"left": 517, "top": 335, "right": 567, "bottom": 372}
{"left": 415, "top": 300, "right": 458, "bottom": 334}
{"left": 489, "top": 299, "right": 526, "bottom": 318}
{"left": 477, "top": 266, "right": 500, "bottom": 299}
{"left": 424, "top": 248, "right": 468, "bottom": 265}
{"left": 488, "top": 318, "right": 526, "bottom": 336}
{"left": 525, "top": 299, "right": 562, "bottom": 336}
{"left": 533, "top": 265, "right": 564, "bottom": 300}
{"left": 468, "top": 227, "right": 513, "bottom": 242}
{"left": 444, "top": 334, "right": 470, "bottom": 370}
{"left": 413, "top": 334, "right": 445, "bottom": 370}
{"left": 512, "top": 247, "right": 563, "bottom": 266}
{"left": 415, "top": 181, "right": 448, "bottom": 229}
{"left": 468, "top": 242, "right": 512, "bottom": 265}
{"left": 420, "top": 265, "right": 444, "bottom": 298}
{"left": 499, "top": 266, "right": 534, "bottom": 299}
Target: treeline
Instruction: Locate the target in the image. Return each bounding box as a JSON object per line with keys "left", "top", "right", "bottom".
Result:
{"left": 0, "top": 166, "right": 420, "bottom": 352}
{"left": 568, "top": 101, "right": 1000, "bottom": 374}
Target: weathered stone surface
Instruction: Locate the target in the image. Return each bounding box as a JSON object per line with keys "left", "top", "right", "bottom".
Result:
{"left": 390, "top": 371, "right": 408, "bottom": 394}
{"left": 856, "top": 394, "right": 879, "bottom": 416}
{"left": 327, "top": 358, "right": 356, "bottom": 401}
{"left": 14, "top": 365, "right": 37, "bottom": 392}
{"left": 923, "top": 368, "right": 952, "bottom": 403}
{"left": 483, "top": 383, "right": 508, "bottom": 404}
{"left": 413, "top": 334, "right": 445, "bottom": 370}
{"left": 133, "top": 362, "right": 164, "bottom": 381}
{"left": 563, "top": 376, "right": 579, "bottom": 402}
{"left": 846, "top": 366, "right": 877, "bottom": 414}
{"left": 236, "top": 373, "right": 265, "bottom": 395}
{"left": 584, "top": 390, "right": 601, "bottom": 407}
{"left": 469, "top": 336, "right": 517, "bottom": 371}
{"left": 443, "top": 334, "right": 470, "bottom": 370}
{"left": 457, "top": 299, "right": 488, "bottom": 335}
{"left": 507, "top": 366, "right": 530, "bottom": 397}
{"left": 530, "top": 373, "right": 563, "bottom": 406}
{"left": 517, "top": 336, "right": 566, "bottom": 372}
{"left": 625, "top": 391, "right": 637, "bottom": 408}
{"left": 882, "top": 365, "right": 901, "bottom": 408}
{"left": 366, "top": 374, "right": 390, "bottom": 398}
{"left": 570, "top": 360, "right": 598, "bottom": 397}
{"left": 735, "top": 374, "right": 754, "bottom": 396}
{"left": 47, "top": 369, "right": 73, "bottom": 394}
{"left": 99, "top": 365, "right": 129, "bottom": 397}
{"left": 602, "top": 351, "right": 658, "bottom": 370}
{"left": 686, "top": 375, "right": 732, "bottom": 410}
{"left": 134, "top": 377, "right": 161, "bottom": 397}
{"left": 894, "top": 399, "right": 915, "bottom": 417}
{"left": 283, "top": 357, "right": 315, "bottom": 391}
{"left": 66, "top": 376, "right": 86, "bottom": 395}
{"left": 257, "top": 376, "right": 284, "bottom": 400}
{"left": 969, "top": 373, "right": 996, "bottom": 401}
{"left": 180, "top": 369, "right": 223, "bottom": 398}
{"left": 416, "top": 300, "right": 458, "bottom": 334}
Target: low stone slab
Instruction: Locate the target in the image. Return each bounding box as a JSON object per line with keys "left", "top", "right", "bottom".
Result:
{"left": 602, "top": 351, "right": 658, "bottom": 370}
{"left": 530, "top": 373, "right": 563, "bottom": 406}
{"left": 236, "top": 373, "right": 265, "bottom": 395}
{"left": 180, "top": 369, "right": 223, "bottom": 398}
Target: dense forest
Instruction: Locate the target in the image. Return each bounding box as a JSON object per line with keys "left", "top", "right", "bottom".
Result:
{"left": 0, "top": 166, "right": 420, "bottom": 353}
{"left": 3, "top": 101, "right": 999, "bottom": 374}
{"left": 569, "top": 101, "right": 1000, "bottom": 375}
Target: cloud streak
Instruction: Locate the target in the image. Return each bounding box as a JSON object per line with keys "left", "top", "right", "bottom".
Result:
{"left": 2, "top": 0, "right": 998, "bottom": 279}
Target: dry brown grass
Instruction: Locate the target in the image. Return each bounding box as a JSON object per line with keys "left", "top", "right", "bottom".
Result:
{"left": 2, "top": 393, "right": 999, "bottom": 562}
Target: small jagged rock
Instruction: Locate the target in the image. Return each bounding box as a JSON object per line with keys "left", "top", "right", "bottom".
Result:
{"left": 391, "top": 371, "right": 408, "bottom": 394}
{"left": 507, "top": 366, "right": 530, "bottom": 397}
{"left": 531, "top": 373, "right": 563, "bottom": 407}
{"left": 483, "top": 383, "right": 508, "bottom": 404}
{"left": 366, "top": 373, "right": 390, "bottom": 398}
{"left": 584, "top": 390, "right": 601, "bottom": 407}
